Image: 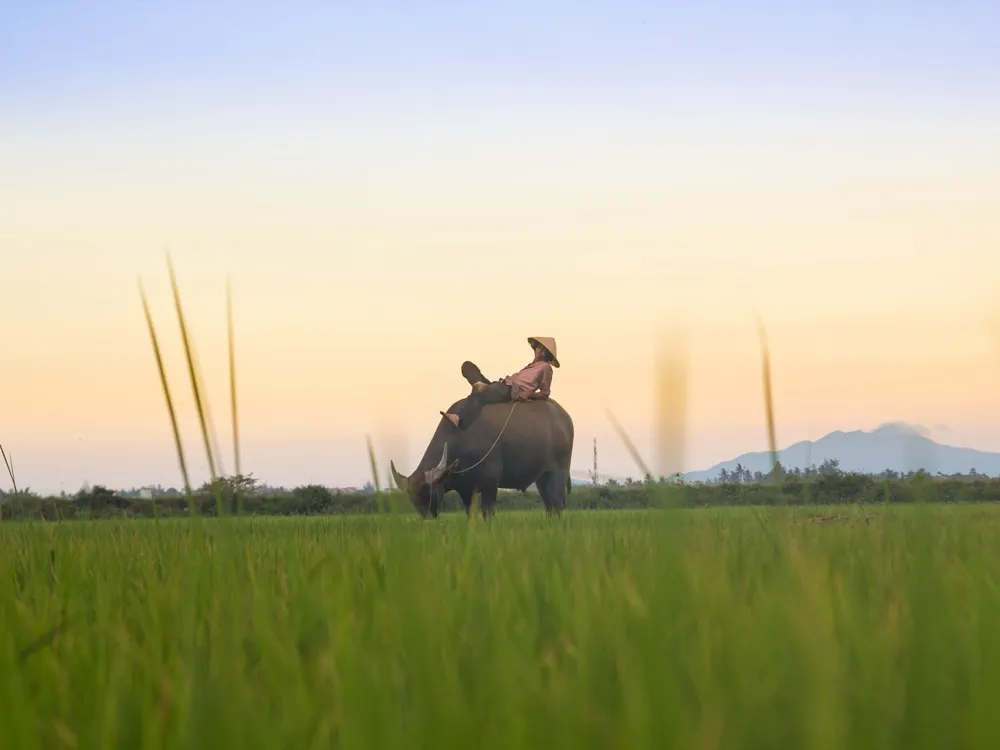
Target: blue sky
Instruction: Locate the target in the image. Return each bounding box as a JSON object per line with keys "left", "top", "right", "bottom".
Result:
{"left": 4, "top": 1, "right": 998, "bottom": 122}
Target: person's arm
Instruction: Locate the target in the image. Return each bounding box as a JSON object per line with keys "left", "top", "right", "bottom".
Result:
{"left": 520, "top": 366, "right": 552, "bottom": 400}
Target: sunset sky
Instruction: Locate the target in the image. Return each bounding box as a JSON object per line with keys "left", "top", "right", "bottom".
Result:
{"left": 3, "top": 2, "right": 1000, "bottom": 493}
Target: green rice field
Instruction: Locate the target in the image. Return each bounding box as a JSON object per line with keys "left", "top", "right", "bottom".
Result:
{"left": 4, "top": 505, "right": 1000, "bottom": 748}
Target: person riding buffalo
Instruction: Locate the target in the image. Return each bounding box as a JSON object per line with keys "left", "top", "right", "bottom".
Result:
{"left": 441, "top": 337, "right": 559, "bottom": 430}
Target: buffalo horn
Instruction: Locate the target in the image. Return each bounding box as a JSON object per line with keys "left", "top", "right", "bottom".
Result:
{"left": 424, "top": 443, "right": 449, "bottom": 484}
{"left": 390, "top": 461, "right": 409, "bottom": 491}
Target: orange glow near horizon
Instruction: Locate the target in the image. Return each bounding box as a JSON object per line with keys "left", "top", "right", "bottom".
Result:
{"left": 3, "top": 110, "right": 1000, "bottom": 490}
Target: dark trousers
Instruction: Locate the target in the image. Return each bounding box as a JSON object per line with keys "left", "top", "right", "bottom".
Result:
{"left": 455, "top": 382, "right": 512, "bottom": 428}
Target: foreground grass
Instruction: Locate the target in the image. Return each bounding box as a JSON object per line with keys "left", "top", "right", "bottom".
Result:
{"left": 4, "top": 506, "right": 1000, "bottom": 749}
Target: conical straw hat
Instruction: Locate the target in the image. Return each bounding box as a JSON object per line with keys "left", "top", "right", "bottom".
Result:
{"left": 528, "top": 337, "right": 559, "bottom": 368}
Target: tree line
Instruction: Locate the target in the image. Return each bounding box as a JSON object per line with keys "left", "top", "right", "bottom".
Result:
{"left": 3, "top": 467, "right": 1000, "bottom": 521}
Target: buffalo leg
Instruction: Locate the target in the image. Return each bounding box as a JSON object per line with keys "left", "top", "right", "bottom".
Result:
{"left": 535, "top": 470, "right": 567, "bottom": 516}
{"left": 458, "top": 489, "right": 475, "bottom": 517}
{"left": 479, "top": 480, "right": 499, "bottom": 519}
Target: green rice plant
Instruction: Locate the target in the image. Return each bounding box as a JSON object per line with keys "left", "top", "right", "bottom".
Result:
{"left": 5, "top": 506, "right": 1000, "bottom": 747}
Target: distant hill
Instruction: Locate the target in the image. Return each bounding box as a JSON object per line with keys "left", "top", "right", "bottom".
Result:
{"left": 683, "top": 422, "right": 1000, "bottom": 482}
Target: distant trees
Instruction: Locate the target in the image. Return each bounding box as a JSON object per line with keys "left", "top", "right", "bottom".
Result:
{"left": 717, "top": 461, "right": 780, "bottom": 483}
{"left": 818, "top": 458, "right": 841, "bottom": 475}
{"left": 199, "top": 473, "right": 263, "bottom": 497}
{"left": 17, "top": 461, "right": 993, "bottom": 511}
{"left": 712, "top": 459, "right": 989, "bottom": 484}
{"left": 8, "top": 470, "right": 1000, "bottom": 521}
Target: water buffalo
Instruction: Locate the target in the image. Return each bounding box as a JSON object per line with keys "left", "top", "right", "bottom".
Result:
{"left": 389, "top": 397, "right": 575, "bottom": 518}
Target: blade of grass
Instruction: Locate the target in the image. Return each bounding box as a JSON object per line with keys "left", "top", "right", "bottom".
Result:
{"left": 755, "top": 315, "right": 779, "bottom": 479}
{"left": 165, "top": 254, "right": 225, "bottom": 517}
{"left": 367, "top": 435, "right": 387, "bottom": 514}
{"left": 187, "top": 298, "right": 227, "bottom": 480}
{"left": 182, "top": 294, "right": 226, "bottom": 479}
{"left": 604, "top": 406, "right": 653, "bottom": 481}
{"left": 195, "top": 349, "right": 226, "bottom": 478}
{"left": 228, "top": 278, "right": 243, "bottom": 515}
{"left": 138, "top": 279, "right": 193, "bottom": 511}
{"left": 748, "top": 314, "right": 783, "bottom": 544}
{"left": 654, "top": 326, "right": 689, "bottom": 483}
{"left": 385, "top": 468, "right": 402, "bottom": 512}
{"left": 166, "top": 252, "right": 217, "bottom": 481}
{"left": 0, "top": 442, "right": 16, "bottom": 494}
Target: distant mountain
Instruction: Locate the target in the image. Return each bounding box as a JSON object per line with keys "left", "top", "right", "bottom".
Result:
{"left": 683, "top": 422, "right": 1000, "bottom": 482}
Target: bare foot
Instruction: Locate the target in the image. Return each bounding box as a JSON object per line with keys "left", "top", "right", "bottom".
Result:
{"left": 440, "top": 411, "right": 459, "bottom": 427}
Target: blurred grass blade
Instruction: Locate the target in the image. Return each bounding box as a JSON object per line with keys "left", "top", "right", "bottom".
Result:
{"left": 228, "top": 278, "right": 241, "bottom": 478}
{"left": 186, "top": 302, "right": 226, "bottom": 478}
{"left": 0, "top": 441, "right": 17, "bottom": 494}
{"left": 139, "top": 279, "right": 192, "bottom": 500}
{"left": 166, "top": 253, "right": 219, "bottom": 485}
{"left": 367, "top": 435, "right": 387, "bottom": 513}
{"left": 165, "top": 252, "right": 227, "bottom": 517}
{"left": 196, "top": 351, "right": 226, "bottom": 478}
{"left": 604, "top": 406, "right": 653, "bottom": 480}
{"left": 755, "top": 315, "right": 779, "bottom": 478}
{"left": 654, "top": 326, "right": 688, "bottom": 481}
{"left": 228, "top": 278, "right": 243, "bottom": 515}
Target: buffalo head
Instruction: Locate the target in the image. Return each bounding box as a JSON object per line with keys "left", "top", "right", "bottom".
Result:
{"left": 390, "top": 443, "right": 460, "bottom": 518}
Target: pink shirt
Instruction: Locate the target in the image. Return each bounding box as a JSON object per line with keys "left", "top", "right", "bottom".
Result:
{"left": 504, "top": 360, "right": 553, "bottom": 398}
